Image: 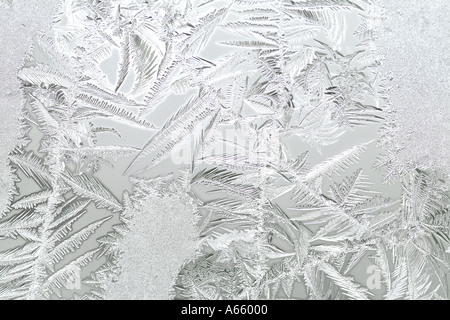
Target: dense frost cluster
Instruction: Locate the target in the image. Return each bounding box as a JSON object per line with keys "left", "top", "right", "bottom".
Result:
{"left": 374, "top": 0, "right": 450, "bottom": 179}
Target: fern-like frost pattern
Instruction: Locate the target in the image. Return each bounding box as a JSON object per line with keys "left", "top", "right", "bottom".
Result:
{"left": 0, "top": 0, "right": 448, "bottom": 300}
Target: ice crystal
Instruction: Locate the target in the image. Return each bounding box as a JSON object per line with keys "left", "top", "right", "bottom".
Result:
{"left": 0, "top": 0, "right": 448, "bottom": 301}
{"left": 0, "top": 0, "right": 59, "bottom": 214}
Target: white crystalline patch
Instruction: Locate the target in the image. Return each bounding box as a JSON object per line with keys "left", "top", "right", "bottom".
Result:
{"left": 0, "top": 166, "right": 15, "bottom": 216}
{"left": 375, "top": 0, "right": 450, "bottom": 172}
{"left": 105, "top": 193, "right": 200, "bottom": 300}
{"left": 0, "top": 0, "right": 59, "bottom": 213}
